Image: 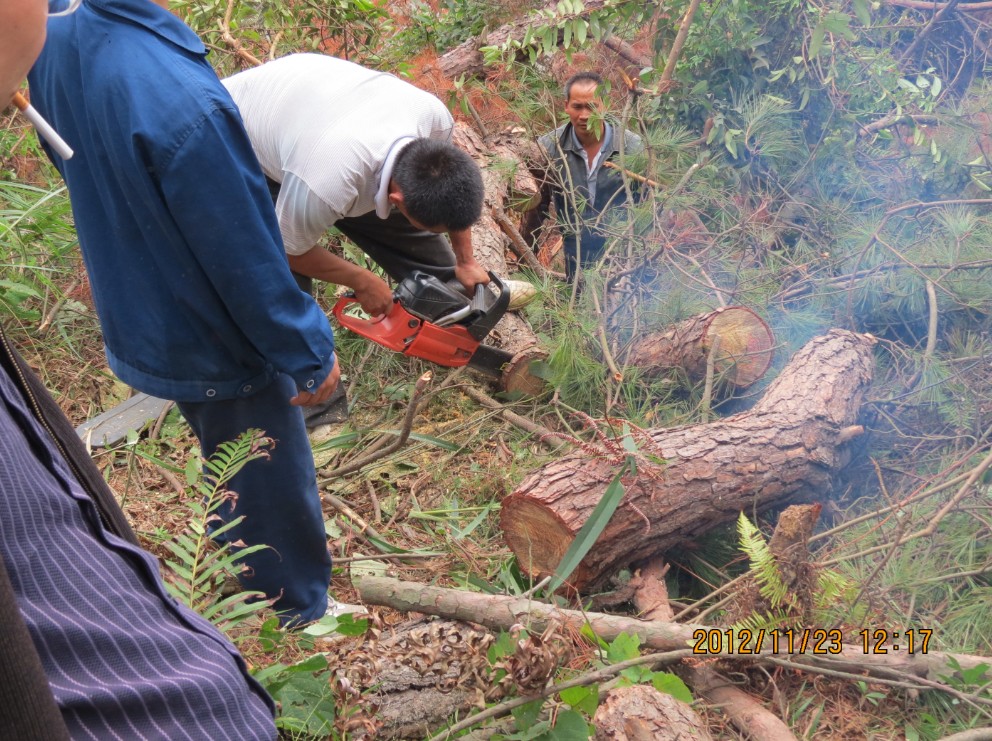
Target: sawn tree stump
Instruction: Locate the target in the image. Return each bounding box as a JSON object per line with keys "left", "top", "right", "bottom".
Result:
{"left": 626, "top": 306, "right": 775, "bottom": 389}
{"left": 500, "top": 329, "right": 875, "bottom": 590}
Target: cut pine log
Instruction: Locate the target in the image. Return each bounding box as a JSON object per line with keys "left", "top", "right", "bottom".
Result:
{"left": 500, "top": 329, "right": 875, "bottom": 590}
{"left": 626, "top": 306, "right": 775, "bottom": 389}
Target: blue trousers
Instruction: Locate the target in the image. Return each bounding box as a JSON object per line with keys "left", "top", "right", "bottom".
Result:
{"left": 177, "top": 375, "right": 330, "bottom": 626}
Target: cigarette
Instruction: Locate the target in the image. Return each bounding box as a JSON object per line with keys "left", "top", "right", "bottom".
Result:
{"left": 12, "top": 92, "right": 74, "bottom": 160}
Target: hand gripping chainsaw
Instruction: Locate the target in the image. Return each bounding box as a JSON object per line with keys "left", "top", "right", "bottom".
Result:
{"left": 331, "top": 271, "right": 514, "bottom": 377}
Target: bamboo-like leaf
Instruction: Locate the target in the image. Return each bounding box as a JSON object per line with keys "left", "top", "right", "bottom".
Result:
{"left": 546, "top": 472, "right": 626, "bottom": 593}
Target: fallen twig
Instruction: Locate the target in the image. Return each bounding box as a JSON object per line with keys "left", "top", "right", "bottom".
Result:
{"left": 461, "top": 385, "right": 566, "bottom": 451}
{"left": 36, "top": 276, "right": 81, "bottom": 337}
{"left": 333, "top": 553, "right": 443, "bottom": 564}
{"left": 321, "top": 372, "right": 432, "bottom": 480}
{"left": 491, "top": 207, "right": 548, "bottom": 278}
{"left": 355, "top": 575, "right": 992, "bottom": 686}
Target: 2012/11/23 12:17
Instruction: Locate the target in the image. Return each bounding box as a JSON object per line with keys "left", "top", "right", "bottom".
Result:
{"left": 690, "top": 627, "right": 933, "bottom": 654}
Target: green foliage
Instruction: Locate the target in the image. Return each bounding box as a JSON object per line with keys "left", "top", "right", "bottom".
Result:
{"left": 480, "top": 0, "right": 654, "bottom": 67}
{"left": 0, "top": 181, "right": 76, "bottom": 323}
{"left": 161, "top": 429, "right": 274, "bottom": 634}
{"left": 171, "top": 0, "right": 393, "bottom": 70}
{"left": 252, "top": 653, "right": 337, "bottom": 737}
{"left": 395, "top": 0, "right": 511, "bottom": 56}
{"left": 736, "top": 513, "right": 853, "bottom": 630}
{"left": 738, "top": 512, "right": 791, "bottom": 609}
{"left": 603, "top": 632, "right": 693, "bottom": 703}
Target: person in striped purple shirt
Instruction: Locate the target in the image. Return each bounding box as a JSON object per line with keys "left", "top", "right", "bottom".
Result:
{"left": 1, "top": 1, "right": 277, "bottom": 738}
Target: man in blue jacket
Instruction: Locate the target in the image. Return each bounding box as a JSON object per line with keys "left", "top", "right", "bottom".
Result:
{"left": 1, "top": 0, "right": 277, "bottom": 737}
{"left": 28, "top": 0, "right": 342, "bottom": 626}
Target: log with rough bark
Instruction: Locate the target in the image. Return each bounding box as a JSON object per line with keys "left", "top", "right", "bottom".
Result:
{"left": 594, "top": 684, "right": 713, "bottom": 740}
{"left": 354, "top": 574, "right": 992, "bottom": 687}
{"left": 453, "top": 124, "right": 548, "bottom": 395}
{"left": 501, "top": 329, "right": 875, "bottom": 590}
{"left": 626, "top": 306, "right": 775, "bottom": 389}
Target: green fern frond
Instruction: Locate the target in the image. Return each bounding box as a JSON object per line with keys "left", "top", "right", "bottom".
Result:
{"left": 816, "top": 568, "right": 852, "bottom": 606}
{"left": 732, "top": 609, "right": 794, "bottom": 633}
{"left": 737, "top": 512, "right": 790, "bottom": 609}
{"left": 161, "top": 429, "right": 275, "bottom": 637}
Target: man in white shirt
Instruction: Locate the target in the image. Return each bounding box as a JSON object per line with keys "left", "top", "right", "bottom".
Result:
{"left": 223, "top": 53, "right": 490, "bottom": 319}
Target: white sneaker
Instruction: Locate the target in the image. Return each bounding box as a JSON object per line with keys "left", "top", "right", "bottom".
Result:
{"left": 325, "top": 599, "right": 368, "bottom": 618}
{"left": 504, "top": 279, "right": 538, "bottom": 311}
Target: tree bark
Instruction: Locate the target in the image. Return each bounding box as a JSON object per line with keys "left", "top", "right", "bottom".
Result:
{"left": 594, "top": 684, "right": 713, "bottom": 740}
{"left": 354, "top": 575, "right": 992, "bottom": 686}
{"left": 323, "top": 618, "right": 499, "bottom": 739}
{"left": 685, "top": 668, "right": 797, "bottom": 741}
{"left": 453, "top": 124, "right": 548, "bottom": 394}
{"left": 501, "top": 329, "right": 875, "bottom": 590}
{"left": 626, "top": 306, "right": 775, "bottom": 389}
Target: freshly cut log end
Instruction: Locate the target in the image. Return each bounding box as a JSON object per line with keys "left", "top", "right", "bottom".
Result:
{"left": 501, "top": 347, "right": 550, "bottom": 397}
{"left": 500, "top": 498, "right": 575, "bottom": 581}
{"left": 706, "top": 306, "right": 774, "bottom": 387}
{"left": 628, "top": 306, "right": 774, "bottom": 389}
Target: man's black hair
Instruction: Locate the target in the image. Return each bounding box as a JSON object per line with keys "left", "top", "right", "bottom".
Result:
{"left": 564, "top": 71, "right": 604, "bottom": 101}
{"left": 392, "top": 139, "right": 484, "bottom": 231}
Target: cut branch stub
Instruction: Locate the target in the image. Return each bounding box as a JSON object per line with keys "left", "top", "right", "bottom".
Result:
{"left": 500, "top": 329, "right": 876, "bottom": 591}
{"left": 626, "top": 306, "right": 775, "bottom": 389}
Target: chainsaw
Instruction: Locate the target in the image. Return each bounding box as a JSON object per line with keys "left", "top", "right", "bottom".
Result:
{"left": 331, "top": 271, "right": 514, "bottom": 378}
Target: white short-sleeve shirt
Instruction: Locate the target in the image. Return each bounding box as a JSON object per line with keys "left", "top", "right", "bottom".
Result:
{"left": 223, "top": 54, "right": 455, "bottom": 255}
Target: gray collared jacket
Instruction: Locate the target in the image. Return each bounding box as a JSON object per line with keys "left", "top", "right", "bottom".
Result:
{"left": 538, "top": 121, "right": 643, "bottom": 230}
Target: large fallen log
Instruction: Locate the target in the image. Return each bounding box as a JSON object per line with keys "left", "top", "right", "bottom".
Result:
{"left": 501, "top": 329, "right": 876, "bottom": 590}
{"left": 626, "top": 306, "right": 775, "bottom": 389}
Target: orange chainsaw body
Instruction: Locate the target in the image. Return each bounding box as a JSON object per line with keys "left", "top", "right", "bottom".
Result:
{"left": 331, "top": 297, "right": 479, "bottom": 367}
{"left": 331, "top": 270, "right": 510, "bottom": 370}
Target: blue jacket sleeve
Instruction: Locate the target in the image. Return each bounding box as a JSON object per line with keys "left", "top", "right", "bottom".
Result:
{"left": 160, "top": 107, "right": 335, "bottom": 392}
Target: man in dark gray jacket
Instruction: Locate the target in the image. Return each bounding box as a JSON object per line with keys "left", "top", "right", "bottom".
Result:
{"left": 539, "top": 72, "right": 643, "bottom": 281}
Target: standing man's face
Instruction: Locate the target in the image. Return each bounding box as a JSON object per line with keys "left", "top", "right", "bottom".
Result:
{"left": 0, "top": 0, "right": 48, "bottom": 103}
{"left": 564, "top": 81, "right": 604, "bottom": 141}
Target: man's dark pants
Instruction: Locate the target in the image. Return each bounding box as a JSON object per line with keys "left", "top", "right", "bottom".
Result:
{"left": 177, "top": 374, "right": 331, "bottom": 626}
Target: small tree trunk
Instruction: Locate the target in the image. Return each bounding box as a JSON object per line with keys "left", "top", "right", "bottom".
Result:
{"left": 501, "top": 329, "right": 875, "bottom": 590}
{"left": 626, "top": 306, "right": 775, "bottom": 389}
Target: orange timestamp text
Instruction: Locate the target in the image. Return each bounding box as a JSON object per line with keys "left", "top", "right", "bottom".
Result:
{"left": 691, "top": 627, "right": 933, "bottom": 655}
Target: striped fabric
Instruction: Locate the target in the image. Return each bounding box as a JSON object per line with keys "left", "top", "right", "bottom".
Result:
{"left": 0, "top": 365, "right": 276, "bottom": 740}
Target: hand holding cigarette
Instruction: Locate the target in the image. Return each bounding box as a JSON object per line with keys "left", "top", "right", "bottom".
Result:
{"left": 12, "top": 91, "right": 74, "bottom": 160}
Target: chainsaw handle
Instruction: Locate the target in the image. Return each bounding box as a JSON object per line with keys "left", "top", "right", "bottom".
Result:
{"left": 470, "top": 282, "right": 488, "bottom": 313}
{"left": 331, "top": 296, "right": 415, "bottom": 353}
